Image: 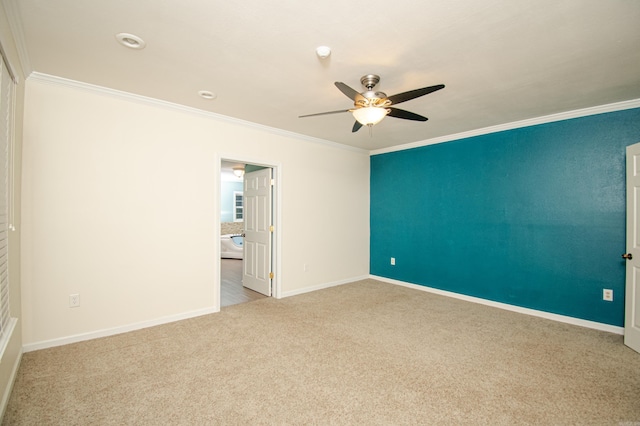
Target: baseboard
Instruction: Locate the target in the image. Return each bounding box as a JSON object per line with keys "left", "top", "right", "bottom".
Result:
{"left": 371, "top": 275, "right": 624, "bottom": 335}
{"left": 0, "top": 346, "right": 22, "bottom": 421}
{"left": 280, "top": 275, "right": 370, "bottom": 298}
{"left": 24, "top": 275, "right": 620, "bottom": 352}
{"left": 22, "top": 307, "right": 219, "bottom": 352}
{"left": 23, "top": 275, "right": 370, "bottom": 352}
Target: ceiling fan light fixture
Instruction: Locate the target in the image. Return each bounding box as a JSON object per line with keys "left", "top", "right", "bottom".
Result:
{"left": 352, "top": 107, "right": 388, "bottom": 126}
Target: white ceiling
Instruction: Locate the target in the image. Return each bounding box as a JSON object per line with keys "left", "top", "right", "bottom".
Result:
{"left": 5, "top": 0, "right": 640, "bottom": 151}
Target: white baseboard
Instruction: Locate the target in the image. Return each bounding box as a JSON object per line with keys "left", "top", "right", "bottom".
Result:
{"left": 0, "top": 346, "right": 22, "bottom": 420}
{"left": 280, "top": 275, "right": 370, "bottom": 298}
{"left": 371, "top": 275, "right": 624, "bottom": 335}
{"left": 23, "top": 275, "right": 367, "bottom": 352}
{"left": 24, "top": 275, "right": 620, "bottom": 352}
{"left": 22, "top": 307, "right": 219, "bottom": 352}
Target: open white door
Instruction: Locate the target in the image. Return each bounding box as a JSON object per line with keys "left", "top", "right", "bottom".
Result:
{"left": 624, "top": 142, "right": 640, "bottom": 353}
{"left": 242, "top": 168, "right": 272, "bottom": 296}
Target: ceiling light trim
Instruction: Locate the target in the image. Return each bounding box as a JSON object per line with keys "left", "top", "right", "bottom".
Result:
{"left": 198, "top": 90, "right": 217, "bottom": 100}
{"left": 115, "top": 33, "right": 146, "bottom": 49}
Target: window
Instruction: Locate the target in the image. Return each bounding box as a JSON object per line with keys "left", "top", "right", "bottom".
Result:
{"left": 233, "top": 191, "right": 243, "bottom": 222}
{"left": 0, "top": 43, "right": 16, "bottom": 351}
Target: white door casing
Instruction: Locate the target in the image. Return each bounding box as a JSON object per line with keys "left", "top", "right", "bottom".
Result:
{"left": 624, "top": 142, "right": 640, "bottom": 353}
{"left": 243, "top": 168, "right": 272, "bottom": 296}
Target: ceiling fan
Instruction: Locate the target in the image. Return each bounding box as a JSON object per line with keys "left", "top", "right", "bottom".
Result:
{"left": 299, "top": 74, "right": 444, "bottom": 133}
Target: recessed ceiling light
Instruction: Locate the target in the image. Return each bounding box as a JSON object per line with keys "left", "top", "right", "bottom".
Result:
{"left": 198, "top": 90, "right": 217, "bottom": 100}
{"left": 115, "top": 33, "right": 146, "bottom": 49}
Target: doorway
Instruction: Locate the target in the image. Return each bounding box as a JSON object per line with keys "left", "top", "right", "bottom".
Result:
{"left": 218, "top": 158, "right": 279, "bottom": 309}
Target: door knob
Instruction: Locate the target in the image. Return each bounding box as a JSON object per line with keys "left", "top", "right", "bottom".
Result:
{"left": 622, "top": 253, "right": 633, "bottom": 260}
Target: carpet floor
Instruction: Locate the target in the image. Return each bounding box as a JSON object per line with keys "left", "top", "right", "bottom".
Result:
{"left": 3, "top": 279, "right": 640, "bottom": 425}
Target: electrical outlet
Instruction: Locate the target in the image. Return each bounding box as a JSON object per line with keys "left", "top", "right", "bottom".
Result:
{"left": 69, "top": 293, "right": 80, "bottom": 308}
{"left": 303, "top": 263, "right": 308, "bottom": 272}
{"left": 391, "top": 257, "right": 396, "bottom": 266}
{"left": 603, "top": 289, "right": 613, "bottom": 302}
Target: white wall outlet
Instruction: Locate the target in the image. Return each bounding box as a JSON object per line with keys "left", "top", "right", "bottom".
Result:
{"left": 303, "top": 263, "right": 308, "bottom": 272}
{"left": 390, "top": 257, "right": 396, "bottom": 266}
{"left": 69, "top": 293, "right": 80, "bottom": 308}
{"left": 603, "top": 289, "right": 613, "bottom": 302}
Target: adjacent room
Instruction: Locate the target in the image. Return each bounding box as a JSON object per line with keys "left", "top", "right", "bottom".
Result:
{"left": 0, "top": 0, "right": 639, "bottom": 423}
{"left": 219, "top": 160, "right": 270, "bottom": 307}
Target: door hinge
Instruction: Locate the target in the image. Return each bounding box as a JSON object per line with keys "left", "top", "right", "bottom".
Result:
{"left": 271, "top": 178, "right": 275, "bottom": 186}
{"left": 270, "top": 225, "right": 274, "bottom": 232}
{"left": 269, "top": 272, "right": 274, "bottom": 280}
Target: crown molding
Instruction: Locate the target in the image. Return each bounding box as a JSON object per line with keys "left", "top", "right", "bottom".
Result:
{"left": 370, "top": 98, "right": 640, "bottom": 156}
{"left": 27, "top": 72, "right": 639, "bottom": 158}
{"left": 1, "top": 0, "right": 32, "bottom": 79}
{"left": 27, "top": 72, "right": 369, "bottom": 154}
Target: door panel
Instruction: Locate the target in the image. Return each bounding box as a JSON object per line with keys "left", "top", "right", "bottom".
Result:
{"left": 625, "top": 143, "right": 640, "bottom": 353}
{"left": 242, "top": 168, "right": 272, "bottom": 296}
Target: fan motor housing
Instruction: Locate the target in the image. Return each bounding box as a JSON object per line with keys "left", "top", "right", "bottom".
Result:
{"left": 360, "top": 74, "right": 380, "bottom": 90}
{"left": 363, "top": 91, "right": 387, "bottom": 99}
{"left": 359, "top": 75, "right": 388, "bottom": 106}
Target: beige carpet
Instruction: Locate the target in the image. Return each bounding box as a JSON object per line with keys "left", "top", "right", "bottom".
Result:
{"left": 4, "top": 279, "right": 640, "bottom": 425}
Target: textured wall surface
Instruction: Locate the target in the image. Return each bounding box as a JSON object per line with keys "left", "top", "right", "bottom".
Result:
{"left": 221, "top": 222, "right": 243, "bottom": 235}
{"left": 371, "top": 108, "right": 640, "bottom": 326}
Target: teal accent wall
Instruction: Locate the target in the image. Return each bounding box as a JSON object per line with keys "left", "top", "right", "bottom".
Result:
{"left": 370, "top": 107, "right": 640, "bottom": 327}
{"left": 221, "top": 181, "right": 243, "bottom": 222}
{"left": 245, "top": 164, "right": 266, "bottom": 173}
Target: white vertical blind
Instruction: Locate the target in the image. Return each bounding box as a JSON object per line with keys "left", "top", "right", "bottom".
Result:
{"left": 0, "top": 52, "right": 14, "bottom": 339}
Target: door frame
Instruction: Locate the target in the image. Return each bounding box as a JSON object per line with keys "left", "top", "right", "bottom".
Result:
{"left": 215, "top": 154, "right": 282, "bottom": 311}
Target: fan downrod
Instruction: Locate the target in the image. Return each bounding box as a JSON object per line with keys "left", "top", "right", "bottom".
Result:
{"left": 360, "top": 74, "right": 380, "bottom": 90}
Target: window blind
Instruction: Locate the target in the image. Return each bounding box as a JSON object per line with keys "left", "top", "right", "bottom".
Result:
{"left": 0, "top": 51, "right": 14, "bottom": 340}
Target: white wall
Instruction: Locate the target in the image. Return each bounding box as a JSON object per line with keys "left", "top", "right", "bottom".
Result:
{"left": 21, "top": 77, "right": 370, "bottom": 347}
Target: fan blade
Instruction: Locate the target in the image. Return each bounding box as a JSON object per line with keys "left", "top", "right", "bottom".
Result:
{"left": 335, "top": 82, "right": 367, "bottom": 104}
{"left": 352, "top": 121, "right": 363, "bottom": 132}
{"left": 387, "top": 107, "right": 428, "bottom": 122}
{"left": 385, "top": 84, "right": 445, "bottom": 105}
{"left": 299, "top": 109, "right": 350, "bottom": 118}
